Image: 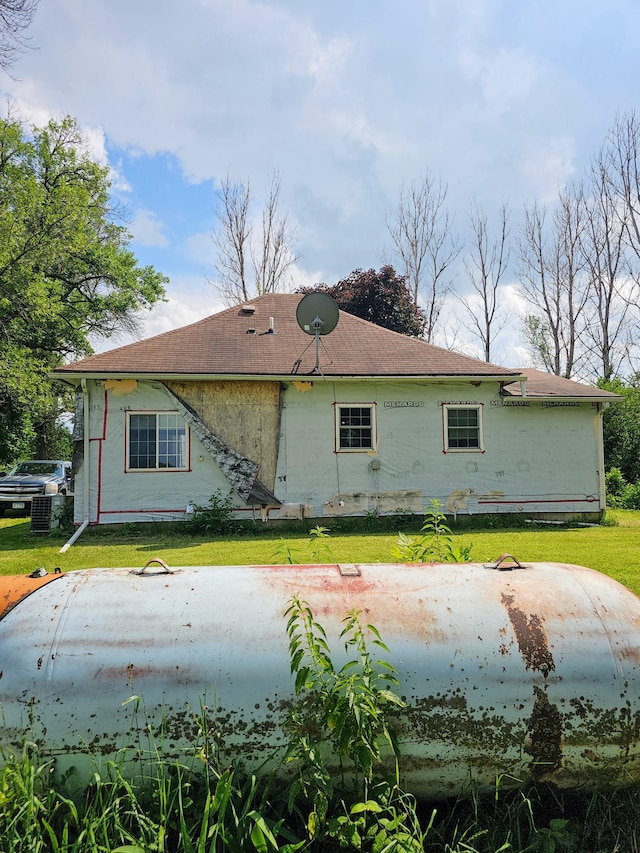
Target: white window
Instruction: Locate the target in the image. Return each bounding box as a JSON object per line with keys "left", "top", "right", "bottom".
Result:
{"left": 126, "top": 412, "right": 188, "bottom": 471}
{"left": 443, "top": 405, "right": 484, "bottom": 452}
{"left": 335, "top": 404, "right": 376, "bottom": 451}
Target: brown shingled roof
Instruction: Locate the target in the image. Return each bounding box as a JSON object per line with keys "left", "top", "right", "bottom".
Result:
{"left": 54, "top": 293, "right": 522, "bottom": 380}
{"left": 502, "top": 368, "right": 621, "bottom": 401}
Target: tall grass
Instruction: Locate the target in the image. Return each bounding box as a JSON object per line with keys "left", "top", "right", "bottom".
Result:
{"left": 2, "top": 741, "right": 639, "bottom": 852}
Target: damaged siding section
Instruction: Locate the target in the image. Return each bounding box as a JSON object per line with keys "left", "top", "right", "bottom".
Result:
{"left": 166, "top": 380, "right": 281, "bottom": 490}
{"left": 163, "top": 385, "right": 279, "bottom": 505}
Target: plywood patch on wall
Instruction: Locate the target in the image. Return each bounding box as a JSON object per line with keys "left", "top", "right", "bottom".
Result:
{"left": 166, "top": 380, "right": 281, "bottom": 490}
{"left": 104, "top": 379, "right": 138, "bottom": 396}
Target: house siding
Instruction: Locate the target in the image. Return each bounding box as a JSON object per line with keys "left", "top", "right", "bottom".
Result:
{"left": 274, "top": 379, "right": 602, "bottom": 520}
{"left": 77, "top": 380, "right": 240, "bottom": 524}
{"left": 74, "top": 376, "right": 604, "bottom": 525}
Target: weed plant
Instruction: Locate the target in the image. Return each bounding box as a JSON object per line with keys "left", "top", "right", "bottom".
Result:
{"left": 391, "top": 499, "right": 474, "bottom": 563}
{"left": 272, "top": 525, "right": 334, "bottom": 564}
{"left": 187, "top": 491, "right": 244, "bottom": 536}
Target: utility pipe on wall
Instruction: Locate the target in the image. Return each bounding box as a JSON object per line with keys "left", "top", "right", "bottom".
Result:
{"left": 594, "top": 402, "right": 608, "bottom": 511}
{"left": 60, "top": 378, "right": 90, "bottom": 552}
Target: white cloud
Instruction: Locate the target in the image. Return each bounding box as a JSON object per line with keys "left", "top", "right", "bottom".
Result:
{"left": 520, "top": 136, "right": 577, "bottom": 201}
{"left": 141, "top": 293, "right": 220, "bottom": 339}
{"left": 130, "top": 209, "right": 169, "bottom": 248}
{"left": 457, "top": 47, "right": 540, "bottom": 117}
{"left": 186, "top": 231, "right": 215, "bottom": 267}
{"left": 91, "top": 276, "right": 224, "bottom": 354}
{"left": 78, "top": 124, "right": 109, "bottom": 166}
{"left": 434, "top": 282, "right": 535, "bottom": 368}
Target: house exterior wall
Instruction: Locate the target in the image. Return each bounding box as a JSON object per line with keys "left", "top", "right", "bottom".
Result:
{"left": 75, "top": 379, "right": 240, "bottom": 525}
{"left": 74, "top": 376, "right": 604, "bottom": 526}
{"left": 274, "top": 379, "right": 603, "bottom": 521}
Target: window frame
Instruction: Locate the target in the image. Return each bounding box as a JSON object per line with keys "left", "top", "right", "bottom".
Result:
{"left": 125, "top": 410, "right": 190, "bottom": 472}
{"left": 334, "top": 403, "right": 377, "bottom": 453}
{"left": 442, "top": 404, "right": 484, "bottom": 453}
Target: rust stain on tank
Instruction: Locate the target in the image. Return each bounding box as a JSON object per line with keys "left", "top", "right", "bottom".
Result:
{"left": 94, "top": 664, "right": 196, "bottom": 684}
{"left": 259, "top": 564, "right": 445, "bottom": 639}
{"left": 398, "top": 693, "right": 524, "bottom": 753}
{"left": 501, "top": 592, "right": 555, "bottom": 677}
{"left": 526, "top": 686, "right": 563, "bottom": 777}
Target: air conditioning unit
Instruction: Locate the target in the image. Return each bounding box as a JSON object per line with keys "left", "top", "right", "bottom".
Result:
{"left": 31, "top": 495, "right": 68, "bottom": 534}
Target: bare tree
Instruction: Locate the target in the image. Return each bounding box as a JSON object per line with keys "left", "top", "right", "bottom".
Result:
{"left": 459, "top": 200, "right": 510, "bottom": 362}
{"left": 211, "top": 170, "right": 297, "bottom": 305}
{"left": 211, "top": 174, "right": 252, "bottom": 303}
{"left": 580, "top": 161, "right": 636, "bottom": 381}
{"left": 0, "top": 0, "right": 38, "bottom": 72}
{"left": 386, "top": 172, "right": 460, "bottom": 342}
{"left": 598, "top": 110, "right": 640, "bottom": 260}
{"left": 516, "top": 114, "right": 640, "bottom": 382}
{"left": 518, "top": 187, "right": 588, "bottom": 378}
{"left": 251, "top": 169, "right": 297, "bottom": 296}
{"left": 592, "top": 110, "right": 640, "bottom": 376}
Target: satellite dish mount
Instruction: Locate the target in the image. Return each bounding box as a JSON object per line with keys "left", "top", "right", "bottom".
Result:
{"left": 296, "top": 293, "right": 340, "bottom": 373}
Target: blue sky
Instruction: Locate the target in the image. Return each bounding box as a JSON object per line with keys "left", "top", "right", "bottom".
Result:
{"left": 3, "top": 0, "right": 640, "bottom": 363}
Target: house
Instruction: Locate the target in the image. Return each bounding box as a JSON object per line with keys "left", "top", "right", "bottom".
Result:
{"left": 53, "top": 293, "right": 620, "bottom": 526}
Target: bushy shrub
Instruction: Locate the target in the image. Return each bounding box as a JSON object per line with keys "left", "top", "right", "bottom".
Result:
{"left": 605, "top": 467, "right": 640, "bottom": 509}
{"left": 188, "top": 490, "right": 241, "bottom": 535}
{"left": 605, "top": 467, "right": 626, "bottom": 498}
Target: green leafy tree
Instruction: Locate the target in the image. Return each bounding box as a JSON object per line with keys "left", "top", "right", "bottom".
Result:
{"left": 0, "top": 114, "right": 167, "bottom": 465}
{"left": 304, "top": 265, "right": 427, "bottom": 337}
{"left": 600, "top": 378, "right": 640, "bottom": 485}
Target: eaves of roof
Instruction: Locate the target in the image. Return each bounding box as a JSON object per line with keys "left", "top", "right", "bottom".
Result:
{"left": 53, "top": 370, "right": 522, "bottom": 384}
{"left": 500, "top": 368, "right": 622, "bottom": 402}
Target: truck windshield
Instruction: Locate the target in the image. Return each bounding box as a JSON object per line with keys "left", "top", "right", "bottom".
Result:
{"left": 12, "top": 463, "right": 60, "bottom": 476}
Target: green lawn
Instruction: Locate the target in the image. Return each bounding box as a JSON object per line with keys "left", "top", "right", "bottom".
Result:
{"left": 2, "top": 510, "right": 640, "bottom": 595}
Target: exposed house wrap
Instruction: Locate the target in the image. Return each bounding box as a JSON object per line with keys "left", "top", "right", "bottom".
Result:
{"left": 163, "top": 385, "right": 279, "bottom": 506}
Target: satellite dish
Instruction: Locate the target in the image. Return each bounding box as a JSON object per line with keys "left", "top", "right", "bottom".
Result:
{"left": 295, "top": 293, "right": 340, "bottom": 372}
{"left": 296, "top": 292, "right": 340, "bottom": 336}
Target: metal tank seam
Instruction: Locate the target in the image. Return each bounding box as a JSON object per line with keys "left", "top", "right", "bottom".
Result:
{"left": 43, "top": 573, "right": 89, "bottom": 684}
{"left": 568, "top": 567, "right": 626, "bottom": 680}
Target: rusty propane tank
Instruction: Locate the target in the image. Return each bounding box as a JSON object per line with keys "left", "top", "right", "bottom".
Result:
{"left": 1, "top": 560, "right": 640, "bottom": 798}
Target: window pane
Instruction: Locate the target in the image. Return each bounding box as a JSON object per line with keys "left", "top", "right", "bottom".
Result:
{"left": 447, "top": 408, "right": 480, "bottom": 449}
{"left": 339, "top": 407, "right": 373, "bottom": 449}
{"left": 157, "top": 414, "right": 186, "bottom": 468}
{"left": 129, "top": 414, "right": 156, "bottom": 468}
{"left": 129, "top": 413, "right": 186, "bottom": 469}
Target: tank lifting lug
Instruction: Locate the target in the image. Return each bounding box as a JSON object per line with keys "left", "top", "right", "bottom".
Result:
{"left": 132, "top": 557, "right": 175, "bottom": 576}
{"left": 29, "top": 567, "right": 47, "bottom": 578}
{"left": 29, "top": 567, "right": 62, "bottom": 577}
{"left": 484, "top": 553, "right": 526, "bottom": 571}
